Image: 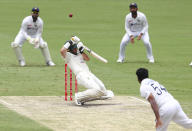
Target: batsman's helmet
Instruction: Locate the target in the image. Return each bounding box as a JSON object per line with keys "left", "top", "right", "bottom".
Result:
{"left": 129, "top": 3, "right": 138, "bottom": 8}
{"left": 71, "top": 36, "right": 80, "bottom": 44}
{"left": 32, "top": 7, "right": 40, "bottom": 13}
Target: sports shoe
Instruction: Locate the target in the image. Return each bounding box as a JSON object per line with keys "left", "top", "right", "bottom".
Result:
{"left": 19, "top": 60, "right": 26, "bottom": 67}
{"left": 101, "top": 90, "right": 114, "bottom": 100}
{"left": 149, "top": 59, "right": 155, "bottom": 63}
{"left": 117, "top": 59, "right": 124, "bottom": 63}
{"left": 46, "top": 61, "right": 55, "bottom": 66}
{"left": 74, "top": 93, "right": 84, "bottom": 106}
{"left": 189, "top": 62, "right": 192, "bottom": 66}
{"left": 75, "top": 99, "right": 84, "bottom": 106}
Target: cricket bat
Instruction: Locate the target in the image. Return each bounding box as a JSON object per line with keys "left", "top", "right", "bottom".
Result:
{"left": 84, "top": 46, "right": 108, "bottom": 63}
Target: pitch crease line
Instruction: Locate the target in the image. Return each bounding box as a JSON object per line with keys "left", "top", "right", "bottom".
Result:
{"left": 128, "top": 96, "right": 149, "bottom": 105}
{"left": 0, "top": 99, "right": 12, "bottom": 106}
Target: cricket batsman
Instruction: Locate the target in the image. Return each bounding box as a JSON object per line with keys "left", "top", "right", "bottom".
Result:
{"left": 117, "top": 3, "right": 154, "bottom": 63}
{"left": 60, "top": 36, "right": 114, "bottom": 105}
{"left": 11, "top": 7, "right": 55, "bottom": 66}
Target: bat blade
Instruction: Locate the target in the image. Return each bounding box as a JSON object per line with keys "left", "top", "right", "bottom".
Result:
{"left": 84, "top": 46, "right": 108, "bottom": 63}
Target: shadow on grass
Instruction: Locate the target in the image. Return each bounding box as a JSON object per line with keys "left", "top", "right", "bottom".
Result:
{"left": 3, "top": 64, "right": 60, "bottom": 68}
{"left": 71, "top": 102, "right": 122, "bottom": 108}
{"left": 116, "top": 60, "right": 149, "bottom": 64}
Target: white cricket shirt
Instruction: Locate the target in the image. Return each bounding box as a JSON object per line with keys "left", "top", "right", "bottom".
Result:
{"left": 19, "top": 16, "right": 43, "bottom": 39}
{"left": 140, "top": 78, "right": 175, "bottom": 108}
{"left": 125, "top": 11, "right": 148, "bottom": 36}
{"left": 63, "top": 42, "right": 89, "bottom": 75}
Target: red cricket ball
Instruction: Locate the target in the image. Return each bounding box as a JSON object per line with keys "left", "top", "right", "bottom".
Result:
{"left": 69, "top": 13, "right": 73, "bottom": 18}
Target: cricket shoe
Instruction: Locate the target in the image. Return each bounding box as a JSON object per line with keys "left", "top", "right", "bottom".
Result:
{"left": 116, "top": 59, "right": 124, "bottom": 63}
{"left": 75, "top": 93, "right": 84, "bottom": 106}
{"left": 46, "top": 61, "right": 55, "bottom": 66}
{"left": 19, "top": 60, "right": 26, "bottom": 67}
{"left": 149, "top": 59, "right": 155, "bottom": 63}
{"left": 75, "top": 99, "right": 84, "bottom": 106}
{"left": 101, "top": 90, "right": 114, "bottom": 100}
{"left": 189, "top": 62, "right": 192, "bottom": 66}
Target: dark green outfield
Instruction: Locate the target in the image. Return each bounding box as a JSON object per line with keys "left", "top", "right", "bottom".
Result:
{"left": 0, "top": 104, "right": 51, "bottom": 131}
{"left": 0, "top": 0, "right": 191, "bottom": 130}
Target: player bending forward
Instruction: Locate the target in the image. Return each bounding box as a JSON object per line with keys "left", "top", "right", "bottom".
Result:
{"left": 117, "top": 3, "right": 154, "bottom": 63}
{"left": 60, "top": 36, "right": 114, "bottom": 105}
{"left": 136, "top": 68, "right": 192, "bottom": 131}
{"left": 11, "top": 7, "right": 55, "bottom": 66}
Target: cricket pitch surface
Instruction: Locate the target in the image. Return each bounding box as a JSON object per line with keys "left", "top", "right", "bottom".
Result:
{"left": 0, "top": 96, "right": 185, "bottom": 131}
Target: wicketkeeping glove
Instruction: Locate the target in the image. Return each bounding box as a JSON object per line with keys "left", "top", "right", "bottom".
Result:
{"left": 33, "top": 38, "right": 40, "bottom": 48}
{"left": 26, "top": 37, "right": 34, "bottom": 44}
{"left": 27, "top": 37, "right": 40, "bottom": 48}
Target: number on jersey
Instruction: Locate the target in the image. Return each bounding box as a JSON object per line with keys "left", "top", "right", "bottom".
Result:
{"left": 151, "top": 83, "right": 167, "bottom": 95}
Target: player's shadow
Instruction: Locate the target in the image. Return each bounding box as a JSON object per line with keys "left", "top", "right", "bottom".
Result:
{"left": 7, "top": 63, "right": 67, "bottom": 68}
{"left": 8, "top": 64, "right": 55, "bottom": 67}
{"left": 122, "top": 60, "right": 148, "bottom": 64}
{"left": 73, "top": 102, "right": 122, "bottom": 108}
{"left": 8, "top": 64, "right": 46, "bottom": 67}
{"left": 117, "top": 60, "right": 157, "bottom": 65}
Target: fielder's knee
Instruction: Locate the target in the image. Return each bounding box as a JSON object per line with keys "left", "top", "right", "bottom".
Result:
{"left": 120, "top": 41, "right": 129, "bottom": 47}
{"left": 11, "top": 42, "right": 22, "bottom": 48}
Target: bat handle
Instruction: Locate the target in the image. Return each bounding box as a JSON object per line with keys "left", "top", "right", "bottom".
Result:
{"left": 84, "top": 46, "right": 91, "bottom": 53}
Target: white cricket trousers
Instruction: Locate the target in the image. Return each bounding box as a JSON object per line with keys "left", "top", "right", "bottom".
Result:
{"left": 118, "top": 32, "right": 154, "bottom": 61}
{"left": 157, "top": 100, "right": 192, "bottom": 131}
{"left": 75, "top": 71, "right": 107, "bottom": 102}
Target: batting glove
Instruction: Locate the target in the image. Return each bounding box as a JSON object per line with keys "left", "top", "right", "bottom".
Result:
{"left": 77, "top": 42, "right": 84, "bottom": 54}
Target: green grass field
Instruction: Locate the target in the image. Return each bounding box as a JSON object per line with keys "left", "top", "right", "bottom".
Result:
{"left": 0, "top": 0, "right": 192, "bottom": 130}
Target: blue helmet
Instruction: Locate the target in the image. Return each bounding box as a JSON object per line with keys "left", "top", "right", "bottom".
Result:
{"left": 32, "top": 7, "right": 39, "bottom": 13}
{"left": 129, "top": 3, "right": 137, "bottom": 8}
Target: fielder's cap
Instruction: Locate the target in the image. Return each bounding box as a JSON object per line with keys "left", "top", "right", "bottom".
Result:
{"left": 32, "top": 7, "right": 39, "bottom": 13}
{"left": 129, "top": 3, "right": 138, "bottom": 8}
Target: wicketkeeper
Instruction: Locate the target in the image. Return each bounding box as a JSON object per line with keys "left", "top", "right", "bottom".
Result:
{"left": 11, "top": 7, "right": 55, "bottom": 66}
{"left": 60, "top": 36, "right": 114, "bottom": 105}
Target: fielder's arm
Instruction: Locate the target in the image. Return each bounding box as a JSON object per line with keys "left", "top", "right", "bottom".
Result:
{"left": 21, "top": 19, "right": 33, "bottom": 43}
{"left": 32, "top": 25, "right": 43, "bottom": 48}
{"left": 147, "top": 93, "right": 162, "bottom": 128}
